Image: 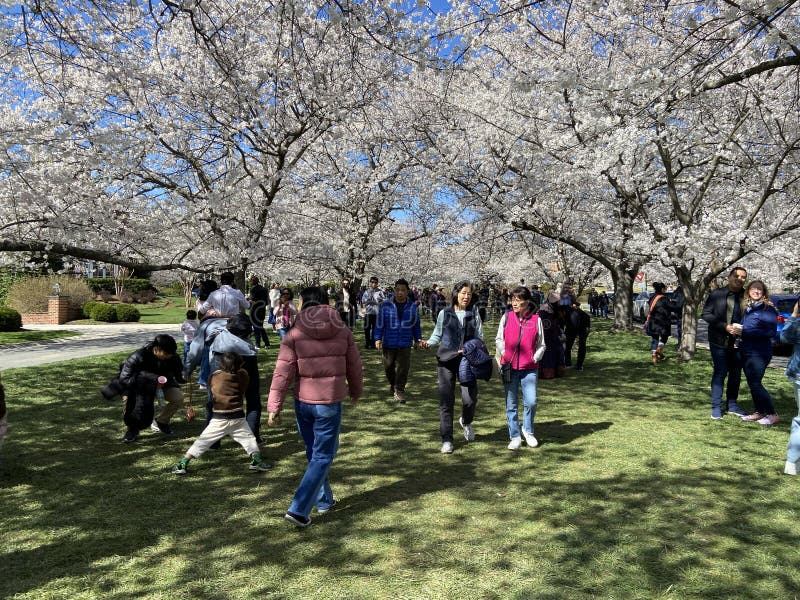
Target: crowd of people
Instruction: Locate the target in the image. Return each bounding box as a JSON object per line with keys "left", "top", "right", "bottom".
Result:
{"left": 88, "top": 269, "right": 800, "bottom": 529}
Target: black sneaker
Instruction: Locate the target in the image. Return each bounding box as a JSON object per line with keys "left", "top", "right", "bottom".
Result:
{"left": 152, "top": 421, "right": 173, "bottom": 435}
{"left": 284, "top": 512, "right": 311, "bottom": 528}
{"left": 122, "top": 429, "right": 139, "bottom": 443}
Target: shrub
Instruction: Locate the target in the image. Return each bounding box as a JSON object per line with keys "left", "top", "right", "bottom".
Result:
{"left": 82, "top": 301, "right": 101, "bottom": 318}
{"left": 86, "top": 277, "right": 156, "bottom": 294}
{"left": 0, "top": 306, "right": 22, "bottom": 331}
{"left": 115, "top": 304, "right": 141, "bottom": 322}
{"left": 6, "top": 276, "right": 95, "bottom": 313}
{"left": 90, "top": 303, "right": 118, "bottom": 322}
{"left": 0, "top": 271, "right": 24, "bottom": 307}
{"left": 118, "top": 291, "right": 134, "bottom": 304}
{"left": 132, "top": 289, "right": 157, "bottom": 304}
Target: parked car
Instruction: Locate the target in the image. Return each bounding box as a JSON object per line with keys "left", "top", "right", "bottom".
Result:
{"left": 772, "top": 294, "right": 799, "bottom": 355}
{"left": 633, "top": 291, "right": 654, "bottom": 322}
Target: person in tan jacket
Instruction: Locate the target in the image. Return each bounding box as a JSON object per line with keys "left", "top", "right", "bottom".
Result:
{"left": 268, "top": 286, "right": 363, "bottom": 528}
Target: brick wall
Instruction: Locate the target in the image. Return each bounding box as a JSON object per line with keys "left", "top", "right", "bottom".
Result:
{"left": 21, "top": 296, "right": 82, "bottom": 325}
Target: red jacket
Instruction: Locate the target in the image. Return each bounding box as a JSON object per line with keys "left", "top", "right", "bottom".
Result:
{"left": 268, "top": 304, "right": 363, "bottom": 414}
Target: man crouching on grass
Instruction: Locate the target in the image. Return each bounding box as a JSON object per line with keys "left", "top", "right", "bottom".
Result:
{"left": 102, "top": 334, "right": 186, "bottom": 443}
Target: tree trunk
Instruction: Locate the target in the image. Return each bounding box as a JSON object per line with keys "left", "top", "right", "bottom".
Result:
{"left": 609, "top": 267, "right": 635, "bottom": 331}
{"left": 675, "top": 269, "right": 708, "bottom": 361}
{"left": 234, "top": 259, "right": 249, "bottom": 294}
{"left": 677, "top": 300, "right": 700, "bottom": 360}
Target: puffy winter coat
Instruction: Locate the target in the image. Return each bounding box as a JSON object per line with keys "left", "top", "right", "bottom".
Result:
{"left": 458, "top": 338, "right": 493, "bottom": 383}
{"left": 373, "top": 299, "right": 422, "bottom": 348}
{"left": 268, "top": 304, "right": 363, "bottom": 414}
{"left": 646, "top": 294, "right": 677, "bottom": 337}
{"left": 739, "top": 302, "right": 778, "bottom": 359}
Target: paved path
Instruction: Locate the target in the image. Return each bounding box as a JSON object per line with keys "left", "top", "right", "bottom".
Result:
{"left": 0, "top": 324, "right": 181, "bottom": 371}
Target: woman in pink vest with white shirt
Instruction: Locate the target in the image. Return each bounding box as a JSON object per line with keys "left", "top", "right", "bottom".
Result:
{"left": 495, "top": 286, "right": 546, "bottom": 450}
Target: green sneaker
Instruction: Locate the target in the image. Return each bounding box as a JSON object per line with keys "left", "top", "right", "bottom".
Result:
{"left": 249, "top": 457, "right": 271, "bottom": 472}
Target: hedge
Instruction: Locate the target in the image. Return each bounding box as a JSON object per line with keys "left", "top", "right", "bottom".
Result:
{"left": 90, "top": 303, "right": 118, "bottom": 322}
{"left": 115, "top": 304, "right": 141, "bottom": 322}
{"left": 83, "top": 301, "right": 101, "bottom": 318}
{"left": 86, "top": 278, "right": 156, "bottom": 294}
{"left": 0, "top": 306, "right": 22, "bottom": 331}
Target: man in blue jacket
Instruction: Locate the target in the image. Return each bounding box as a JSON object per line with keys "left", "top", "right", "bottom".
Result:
{"left": 374, "top": 278, "right": 423, "bottom": 404}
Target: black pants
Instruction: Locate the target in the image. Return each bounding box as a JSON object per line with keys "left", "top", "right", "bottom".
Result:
{"left": 364, "top": 314, "right": 377, "bottom": 348}
{"left": 565, "top": 331, "right": 588, "bottom": 368}
{"left": 382, "top": 347, "right": 411, "bottom": 392}
{"left": 339, "top": 310, "right": 354, "bottom": 330}
{"left": 437, "top": 358, "right": 477, "bottom": 442}
{"left": 253, "top": 326, "right": 270, "bottom": 348}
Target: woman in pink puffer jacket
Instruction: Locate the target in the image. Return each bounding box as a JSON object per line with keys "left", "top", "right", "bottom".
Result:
{"left": 268, "top": 286, "right": 363, "bottom": 528}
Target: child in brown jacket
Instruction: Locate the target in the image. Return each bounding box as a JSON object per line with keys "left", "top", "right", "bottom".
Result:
{"left": 172, "top": 352, "right": 269, "bottom": 474}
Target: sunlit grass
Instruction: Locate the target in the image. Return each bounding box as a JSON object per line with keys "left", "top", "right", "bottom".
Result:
{"left": 1, "top": 319, "right": 798, "bottom": 599}
{"left": 0, "top": 330, "right": 79, "bottom": 345}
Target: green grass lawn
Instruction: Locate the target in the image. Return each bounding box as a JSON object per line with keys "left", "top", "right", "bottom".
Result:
{"left": 0, "top": 330, "right": 79, "bottom": 345}
{"left": 1, "top": 319, "right": 798, "bottom": 599}
{"left": 136, "top": 295, "right": 193, "bottom": 324}
{"left": 66, "top": 295, "right": 191, "bottom": 326}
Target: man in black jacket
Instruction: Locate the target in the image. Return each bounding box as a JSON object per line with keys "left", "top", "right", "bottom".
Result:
{"left": 702, "top": 266, "right": 748, "bottom": 419}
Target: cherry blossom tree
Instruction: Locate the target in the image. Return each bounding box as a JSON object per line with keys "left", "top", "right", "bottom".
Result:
{"left": 417, "top": 0, "right": 800, "bottom": 356}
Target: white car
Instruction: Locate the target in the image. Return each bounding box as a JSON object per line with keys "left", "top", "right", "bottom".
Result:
{"left": 633, "top": 291, "right": 654, "bottom": 322}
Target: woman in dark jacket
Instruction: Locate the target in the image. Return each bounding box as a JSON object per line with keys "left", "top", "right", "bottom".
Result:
{"left": 737, "top": 280, "right": 779, "bottom": 424}
{"left": 645, "top": 282, "right": 677, "bottom": 363}
{"left": 421, "top": 281, "right": 484, "bottom": 454}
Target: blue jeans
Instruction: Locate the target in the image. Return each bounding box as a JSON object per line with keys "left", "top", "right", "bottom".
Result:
{"left": 198, "top": 346, "right": 210, "bottom": 387}
{"left": 505, "top": 368, "right": 538, "bottom": 439}
{"left": 288, "top": 401, "right": 342, "bottom": 518}
{"left": 278, "top": 328, "right": 288, "bottom": 340}
{"left": 709, "top": 344, "right": 742, "bottom": 412}
{"left": 786, "top": 380, "right": 800, "bottom": 464}
{"left": 742, "top": 351, "right": 775, "bottom": 415}
{"left": 650, "top": 334, "right": 668, "bottom": 351}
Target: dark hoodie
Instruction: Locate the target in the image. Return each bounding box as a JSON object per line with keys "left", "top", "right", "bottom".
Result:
{"left": 267, "top": 304, "right": 363, "bottom": 414}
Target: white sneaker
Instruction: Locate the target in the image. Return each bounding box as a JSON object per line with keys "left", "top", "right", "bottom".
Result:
{"left": 440, "top": 441, "right": 454, "bottom": 454}
{"left": 522, "top": 430, "right": 538, "bottom": 448}
{"left": 785, "top": 461, "right": 798, "bottom": 476}
{"left": 150, "top": 420, "right": 160, "bottom": 433}
{"left": 459, "top": 417, "right": 475, "bottom": 442}
{"left": 508, "top": 437, "right": 522, "bottom": 450}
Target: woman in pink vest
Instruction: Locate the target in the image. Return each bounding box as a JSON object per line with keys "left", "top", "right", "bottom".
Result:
{"left": 495, "top": 286, "right": 546, "bottom": 450}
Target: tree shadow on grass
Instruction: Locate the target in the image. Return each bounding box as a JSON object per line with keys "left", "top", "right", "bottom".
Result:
{"left": 3, "top": 331, "right": 800, "bottom": 598}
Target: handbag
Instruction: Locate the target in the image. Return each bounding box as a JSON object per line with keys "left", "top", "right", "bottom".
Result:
{"left": 501, "top": 361, "right": 513, "bottom": 384}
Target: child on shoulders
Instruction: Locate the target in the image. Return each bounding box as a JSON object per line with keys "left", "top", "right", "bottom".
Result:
{"left": 172, "top": 352, "right": 270, "bottom": 474}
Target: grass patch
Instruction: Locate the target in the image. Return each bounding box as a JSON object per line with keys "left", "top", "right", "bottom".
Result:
{"left": 0, "top": 330, "right": 80, "bottom": 345}
{"left": 1, "top": 319, "right": 798, "bottom": 598}
{"left": 65, "top": 296, "right": 192, "bottom": 326}
{"left": 135, "top": 295, "right": 193, "bottom": 324}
